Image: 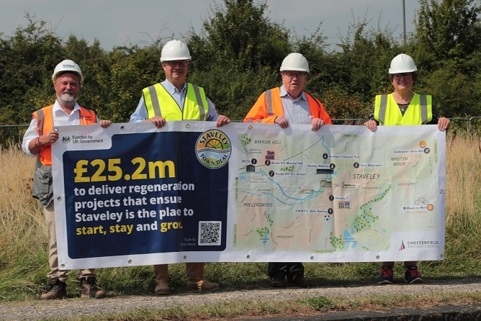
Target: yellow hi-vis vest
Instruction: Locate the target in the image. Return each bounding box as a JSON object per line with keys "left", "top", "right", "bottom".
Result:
{"left": 373, "top": 93, "right": 432, "bottom": 126}
{"left": 142, "top": 83, "right": 209, "bottom": 120}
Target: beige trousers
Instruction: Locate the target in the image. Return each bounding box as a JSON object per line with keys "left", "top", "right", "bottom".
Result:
{"left": 154, "top": 263, "right": 205, "bottom": 284}
{"left": 44, "top": 202, "right": 95, "bottom": 282}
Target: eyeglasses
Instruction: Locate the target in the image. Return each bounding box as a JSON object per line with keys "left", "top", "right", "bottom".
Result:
{"left": 164, "top": 60, "right": 188, "bottom": 67}
{"left": 282, "top": 71, "right": 307, "bottom": 79}
{"left": 393, "top": 73, "right": 412, "bottom": 79}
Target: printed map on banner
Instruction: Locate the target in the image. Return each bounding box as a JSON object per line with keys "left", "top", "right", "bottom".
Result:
{"left": 231, "top": 124, "right": 445, "bottom": 262}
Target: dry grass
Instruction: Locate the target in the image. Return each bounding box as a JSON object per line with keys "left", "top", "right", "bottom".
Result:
{"left": 0, "top": 147, "right": 45, "bottom": 254}
{"left": 3, "top": 135, "right": 478, "bottom": 256}
{"left": 1, "top": 133, "right": 481, "bottom": 311}
{"left": 445, "top": 135, "right": 481, "bottom": 229}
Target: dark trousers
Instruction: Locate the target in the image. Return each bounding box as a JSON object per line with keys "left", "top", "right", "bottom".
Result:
{"left": 268, "top": 262, "right": 304, "bottom": 279}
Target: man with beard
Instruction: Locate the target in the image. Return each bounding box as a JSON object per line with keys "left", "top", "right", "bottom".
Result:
{"left": 22, "top": 59, "right": 111, "bottom": 299}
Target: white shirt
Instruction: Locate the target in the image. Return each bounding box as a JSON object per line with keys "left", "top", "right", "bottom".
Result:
{"left": 22, "top": 101, "right": 88, "bottom": 157}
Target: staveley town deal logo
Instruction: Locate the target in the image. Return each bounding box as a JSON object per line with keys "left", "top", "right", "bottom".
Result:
{"left": 195, "top": 129, "right": 232, "bottom": 169}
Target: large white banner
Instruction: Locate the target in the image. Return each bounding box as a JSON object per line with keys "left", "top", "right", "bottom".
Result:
{"left": 52, "top": 122, "right": 446, "bottom": 269}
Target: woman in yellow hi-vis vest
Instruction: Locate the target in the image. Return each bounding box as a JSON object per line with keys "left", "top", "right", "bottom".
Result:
{"left": 130, "top": 40, "right": 230, "bottom": 296}
{"left": 365, "top": 54, "right": 450, "bottom": 285}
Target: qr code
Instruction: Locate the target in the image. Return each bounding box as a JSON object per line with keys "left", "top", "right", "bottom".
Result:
{"left": 198, "top": 221, "right": 221, "bottom": 246}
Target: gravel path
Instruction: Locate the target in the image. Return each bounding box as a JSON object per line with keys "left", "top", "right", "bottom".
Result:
{"left": 1, "top": 279, "right": 480, "bottom": 321}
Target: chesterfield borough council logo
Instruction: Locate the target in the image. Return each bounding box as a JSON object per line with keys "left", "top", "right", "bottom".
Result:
{"left": 195, "top": 129, "right": 232, "bottom": 169}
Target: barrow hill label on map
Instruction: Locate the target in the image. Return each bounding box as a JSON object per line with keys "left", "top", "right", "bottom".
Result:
{"left": 52, "top": 122, "right": 445, "bottom": 269}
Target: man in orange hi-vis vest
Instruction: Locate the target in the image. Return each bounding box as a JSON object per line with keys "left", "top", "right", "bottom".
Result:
{"left": 22, "top": 60, "right": 111, "bottom": 300}
{"left": 244, "top": 53, "right": 332, "bottom": 288}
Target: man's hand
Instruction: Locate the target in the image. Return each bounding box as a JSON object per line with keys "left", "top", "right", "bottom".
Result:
{"left": 40, "top": 130, "right": 59, "bottom": 146}
{"left": 311, "top": 118, "right": 325, "bottom": 131}
{"left": 274, "top": 116, "right": 289, "bottom": 128}
{"left": 99, "top": 120, "right": 112, "bottom": 128}
{"left": 147, "top": 116, "right": 166, "bottom": 128}
{"left": 216, "top": 115, "right": 231, "bottom": 127}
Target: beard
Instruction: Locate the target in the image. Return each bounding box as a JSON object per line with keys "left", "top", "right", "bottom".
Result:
{"left": 58, "top": 92, "right": 78, "bottom": 108}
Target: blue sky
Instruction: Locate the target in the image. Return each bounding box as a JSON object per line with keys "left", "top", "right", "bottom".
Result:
{"left": 0, "top": 0, "right": 420, "bottom": 50}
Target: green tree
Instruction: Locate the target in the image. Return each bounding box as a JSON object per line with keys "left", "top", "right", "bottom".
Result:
{"left": 189, "top": 0, "right": 290, "bottom": 70}
{"left": 414, "top": 0, "right": 481, "bottom": 117}
{"left": 321, "top": 87, "right": 371, "bottom": 123}
{"left": 332, "top": 20, "right": 400, "bottom": 119}
{"left": 0, "top": 15, "right": 63, "bottom": 126}
{"left": 416, "top": 0, "right": 481, "bottom": 64}
{"left": 186, "top": 0, "right": 292, "bottom": 119}
{"left": 108, "top": 45, "right": 161, "bottom": 122}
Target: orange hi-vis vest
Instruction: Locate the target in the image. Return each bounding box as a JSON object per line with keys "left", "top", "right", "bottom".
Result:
{"left": 244, "top": 87, "right": 332, "bottom": 124}
{"left": 33, "top": 104, "right": 97, "bottom": 166}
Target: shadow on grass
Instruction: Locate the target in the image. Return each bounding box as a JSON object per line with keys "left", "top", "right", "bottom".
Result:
{"left": 102, "top": 274, "right": 481, "bottom": 298}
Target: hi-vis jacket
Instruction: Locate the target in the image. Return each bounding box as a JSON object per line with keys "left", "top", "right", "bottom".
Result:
{"left": 243, "top": 87, "right": 332, "bottom": 124}
{"left": 34, "top": 104, "right": 97, "bottom": 166}
{"left": 373, "top": 93, "right": 433, "bottom": 126}
{"left": 142, "top": 83, "right": 209, "bottom": 120}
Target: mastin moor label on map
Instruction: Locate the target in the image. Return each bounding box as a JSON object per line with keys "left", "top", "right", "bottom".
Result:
{"left": 195, "top": 129, "right": 232, "bottom": 169}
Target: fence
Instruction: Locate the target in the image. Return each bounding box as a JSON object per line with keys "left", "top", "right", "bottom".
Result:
{"left": 330, "top": 117, "right": 481, "bottom": 134}
{"left": 2, "top": 117, "right": 481, "bottom": 148}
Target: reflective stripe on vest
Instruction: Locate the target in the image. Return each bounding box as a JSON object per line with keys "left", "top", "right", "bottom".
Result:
{"left": 377, "top": 95, "right": 387, "bottom": 124}
{"left": 375, "top": 94, "right": 432, "bottom": 125}
{"left": 35, "top": 105, "right": 97, "bottom": 165}
{"left": 420, "top": 94, "right": 428, "bottom": 123}
{"left": 265, "top": 89, "right": 275, "bottom": 118}
{"left": 143, "top": 83, "right": 208, "bottom": 120}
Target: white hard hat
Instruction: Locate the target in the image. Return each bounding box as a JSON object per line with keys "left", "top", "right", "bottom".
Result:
{"left": 160, "top": 40, "right": 191, "bottom": 62}
{"left": 52, "top": 59, "right": 83, "bottom": 83}
{"left": 388, "top": 54, "right": 417, "bottom": 74}
{"left": 280, "top": 53, "right": 309, "bottom": 73}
